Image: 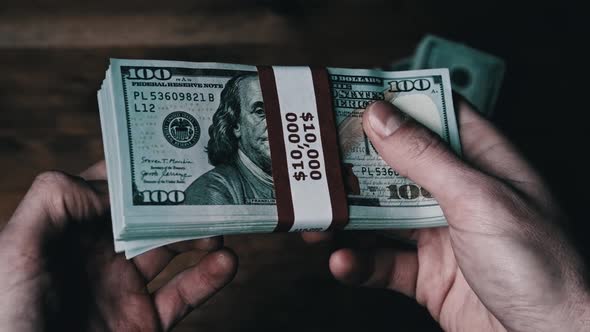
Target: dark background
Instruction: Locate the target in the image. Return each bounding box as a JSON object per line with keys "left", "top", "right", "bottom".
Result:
{"left": 0, "top": 1, "right": 586, "bottom": 331}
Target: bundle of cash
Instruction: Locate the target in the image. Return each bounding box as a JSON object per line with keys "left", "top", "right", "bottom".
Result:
{"left": 98, "top": 59, "right": 460, "bottom": 257}
{"left": 388, "top": 34, "right": 506, "bottom": 117}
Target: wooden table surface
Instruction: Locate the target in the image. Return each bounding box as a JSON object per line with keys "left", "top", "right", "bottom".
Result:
{"left": 0, "top": 1, "right": 585, "bottom": 331}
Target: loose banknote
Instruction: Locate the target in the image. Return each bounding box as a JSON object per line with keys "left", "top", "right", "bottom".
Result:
{"left": 97, "top": 59, "right": 460, "bottom": 258}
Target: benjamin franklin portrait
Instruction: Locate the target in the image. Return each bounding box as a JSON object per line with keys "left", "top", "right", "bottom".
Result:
{"left": 184, "top": 73, "right": 275, "bottom": 205}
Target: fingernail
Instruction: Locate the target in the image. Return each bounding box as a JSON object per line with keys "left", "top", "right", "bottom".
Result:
{"left": 366, "top": 101, "right": 404, "bottom": 137}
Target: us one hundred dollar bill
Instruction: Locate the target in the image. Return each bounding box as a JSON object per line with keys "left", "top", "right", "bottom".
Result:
{"left": 97, "top": 59, "right": 460, "bottom": 258}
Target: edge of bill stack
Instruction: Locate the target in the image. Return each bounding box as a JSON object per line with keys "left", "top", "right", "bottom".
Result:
{"left": 97, "top": 59, "right": 458, "bottom": 258}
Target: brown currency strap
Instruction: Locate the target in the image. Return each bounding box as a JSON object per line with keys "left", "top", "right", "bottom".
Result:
{"left": 258, "top": 66, "right": 348, "bottom": 232}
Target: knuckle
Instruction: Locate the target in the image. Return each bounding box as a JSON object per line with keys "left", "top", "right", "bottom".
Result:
{"left": 32, "top": 171, "right": 74, "bottom": 195}
{"left": 400, "top": 125, "right": 444, "bottom": 162}
{"left": 176, "top": 268, "right": 223, "bottom": 309}
{"left": 176, "top": 282, "right": 197, "bottom": 309}
{"left": 455, "top": 176, "right": 506, "bottom": 211}
{"left": 450, "top": 176, "right": 530, "bottom": 234}
{"left": 197, "top": 269, "right": 223, "bottom": 294}
{"left": 31, "top": 171, "right": 81, "bottom": 223}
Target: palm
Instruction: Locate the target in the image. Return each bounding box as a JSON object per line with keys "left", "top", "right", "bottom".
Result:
{"left": 408, "top": 228, "right": 504, "bottom": 332}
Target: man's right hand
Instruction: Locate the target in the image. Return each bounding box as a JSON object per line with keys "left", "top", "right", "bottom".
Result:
{"left": 304, "top": 101, "right": 590, "bottom": 332}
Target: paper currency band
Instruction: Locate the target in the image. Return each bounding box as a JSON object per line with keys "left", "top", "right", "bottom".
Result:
{"left": 258, "top": 66, "right": 348, "bottom": 232}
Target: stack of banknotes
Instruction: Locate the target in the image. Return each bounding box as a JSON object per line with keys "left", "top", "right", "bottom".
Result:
{"left": 98, "top": 59, "right": 460, "bottom": 258}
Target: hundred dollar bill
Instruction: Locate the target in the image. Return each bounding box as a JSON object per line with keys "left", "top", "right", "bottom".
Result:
{"left": 331, "top": 67, "right": 460, "bottom": 210}
{"left": 98, "top": 59, "right": 459, "bottom": 255}
{"left": 386, "top": 34, "right": 506, "bottom": 117}
{"left": 412, "top": 35, "right": 505, "bottom": 116}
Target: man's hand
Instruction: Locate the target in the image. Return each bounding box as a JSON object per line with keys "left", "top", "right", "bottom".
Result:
{"left": 0, "top": 162, "right": 238, "bottom": 332}
{"left": 304, "top": 101, "right": 590, "bottom": 332}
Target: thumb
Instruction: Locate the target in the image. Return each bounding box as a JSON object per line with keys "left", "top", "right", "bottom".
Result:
{"left": 362, "top": 101, "right": 485, "bottom": 207}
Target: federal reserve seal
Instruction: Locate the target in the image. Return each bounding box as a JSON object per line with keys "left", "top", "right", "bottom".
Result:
{"left": 162, "top": 111, "right": 200, "bottom": 149}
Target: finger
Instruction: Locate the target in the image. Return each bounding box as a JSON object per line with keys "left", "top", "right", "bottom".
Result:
{"left": 86, "top": 180, "right": 109, "bottom": 203}
{"left": 457, "top": 101, "right": 548, "bottom": 197}
{"left": 362, "top": 101, "right": 488, "bottom": 206}
{"left": 167, "top": 236, "right": 223, "bottom": 253}
{"left": 6, "top": 172, "right": 108, "bottom": 236}
{"left": 301, "top": 231, "right": 333, "bottom": 244}
{"left": 301, "top": 231, "right": 374, "bottom": 248}
{"left": 329, "top": 248, "right": 418, "bottom": 298}
{"left": 378, "top": 229, "right": 418, "bottom": 239}
{"left": 154, "top": 248, "right": 238, "bottom": 331}
{"left": 377, "top": 229, "right": 419, "bottom": 244}
{"left": 80, "top": 160, "right": 107, "bottom": 180}
{"left": 133, "top": 248, "right": 176, "bottom": 282}
{"left": 1, "top": 172, "right": 110, "bottom": 259}
{"left": 302, "top": 230, "right": 417, "bottom": 250}
{"left": 133, "top": 236, "right": 224, "bottom": 282}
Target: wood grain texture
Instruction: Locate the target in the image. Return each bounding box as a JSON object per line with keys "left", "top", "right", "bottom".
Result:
{"left": 0, "top": 0, "right": 435, "bottom": 48}
{"left": 0, "top": 0, "right": 587, "bottom": 331}
{"left": 0, "top": 13, "right": 296, "bottom": 48}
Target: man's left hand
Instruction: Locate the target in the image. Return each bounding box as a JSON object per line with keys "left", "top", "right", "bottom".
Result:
{"left": 0, "top": 161, "right": 238, "bottom": 332}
